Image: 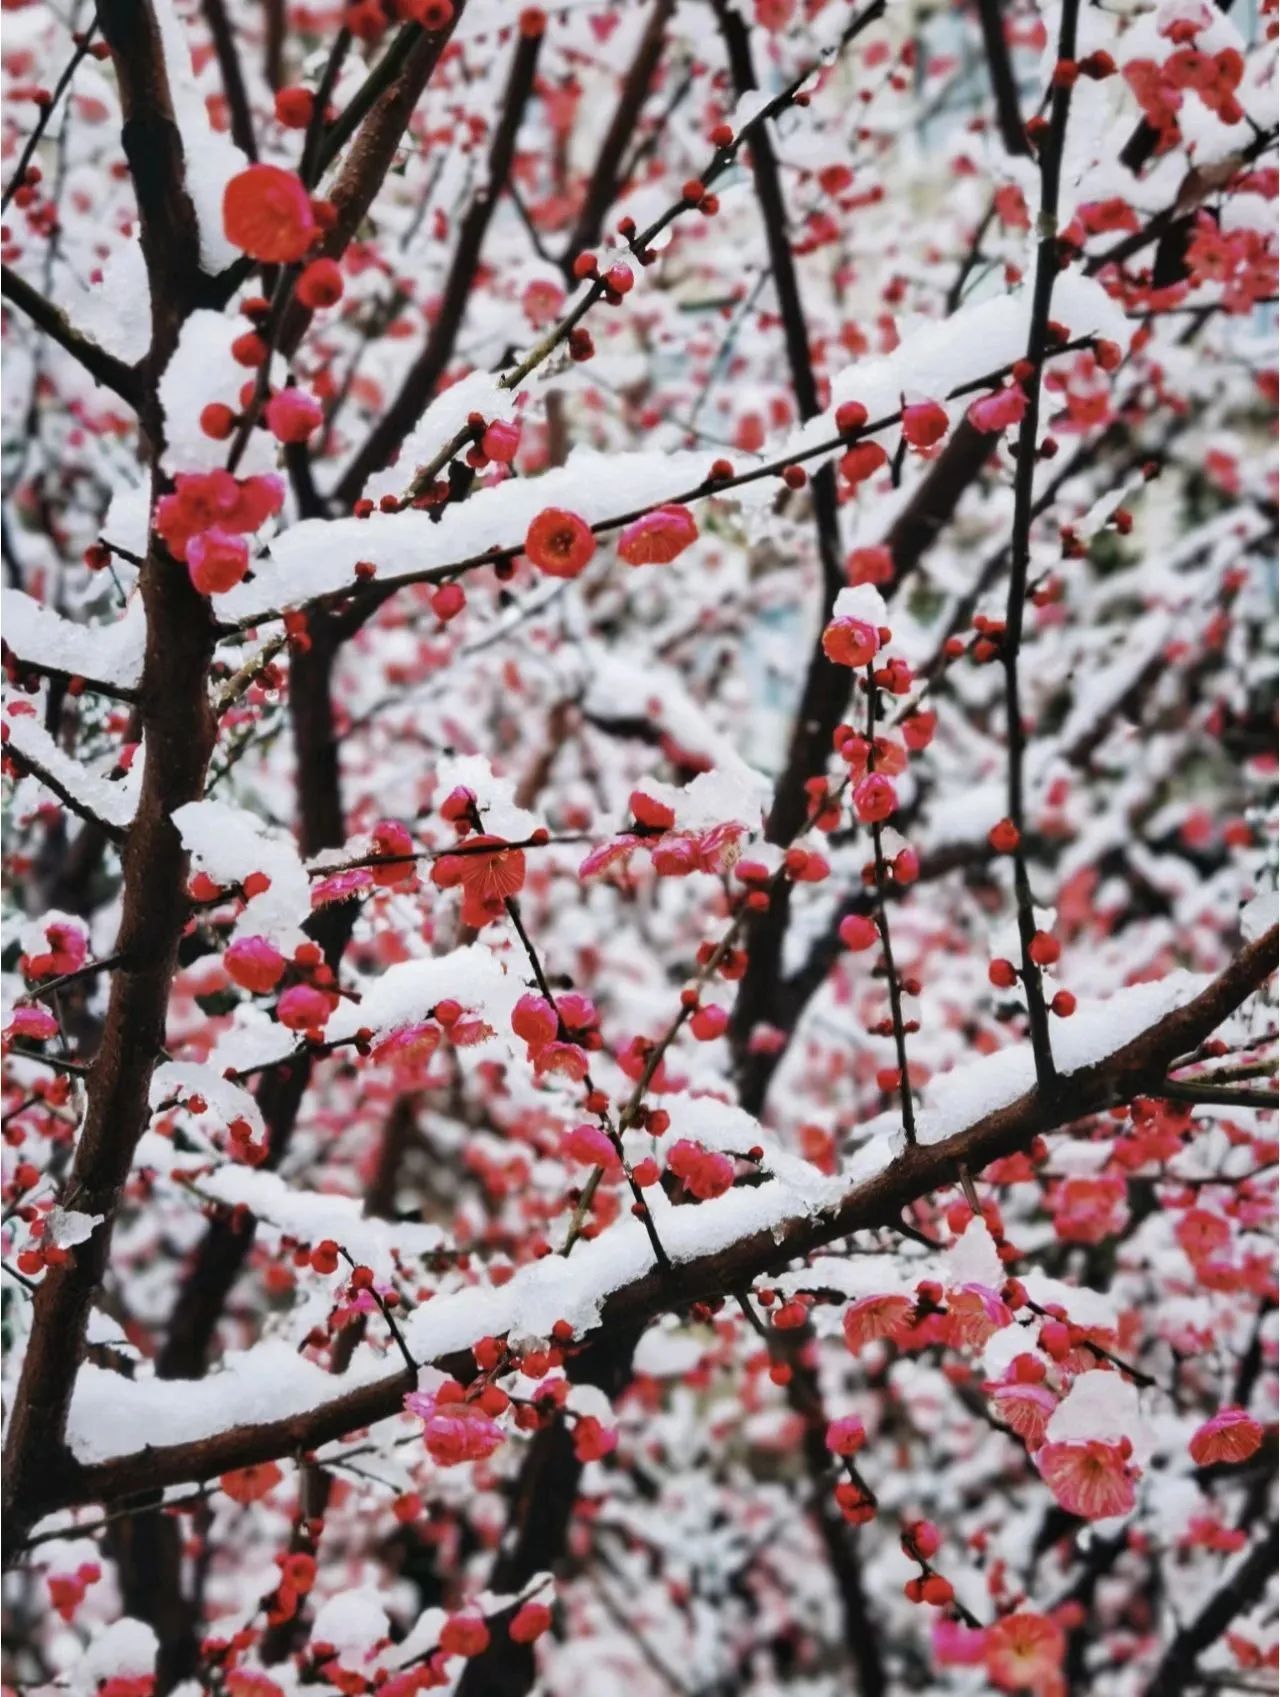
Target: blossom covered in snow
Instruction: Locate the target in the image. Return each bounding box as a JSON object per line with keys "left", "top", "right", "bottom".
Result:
{"left": 1, "top": 0, "right": 1276, "bottom": 1692}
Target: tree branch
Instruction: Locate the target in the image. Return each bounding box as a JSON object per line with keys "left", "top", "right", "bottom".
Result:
{"left": 560, "top": 0, "right": 675, "bottom": 273}
{"left": 200, "top": 0, "right": 258, "bottom": 161}
{"left": 37, "top": 927, "right": 1276, "bottom": 1522}
{"left": 974, "top": 0, "right": 1028, "bottom": 156}
{"left": 0, "top": 0, "right": 219, "bottom": 1565}
{"left": 1, "top": 264, "right": 140, "bottom": 406}
{"left": 277, "top": 10, "right": 466, "bottom": 360}
{"left": 1143, "top": 1526, "right": 1278, "bottom": 1697}
{"left": 1001, "top": 0, "right": 1081, "bottom": 1092}
{"left": 1, "top": 24, "right": 98, "bottom": 213}
{"left": 333, "top": 23, "right": 543, "bottom": 503}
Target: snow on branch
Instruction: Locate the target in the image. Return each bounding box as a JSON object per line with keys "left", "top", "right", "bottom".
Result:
{"left": 2, "top": 589, "right": 145, "bottom": 697}
{"left": 51, "top": 930, "right": 1275, "bottom": 1514}
{"left": 216, "top": 275, "right": 1125, "bottom": 629}
{"left": 3, "top": 707, "right": 139, "bottom": 835}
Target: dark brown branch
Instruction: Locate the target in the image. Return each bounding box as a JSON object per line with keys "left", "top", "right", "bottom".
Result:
{"left": 23, "top": 951, "right": 126, "bottom": 1003}
{"left": 1143, "top": 1526, "right": 1278, "bottom": 1697}
{"left": 1118, "top": 0, "right": 1235, "bottom": 176}
{"left": 3, "top": 745, "right": 128, "bottom": 842}
{"left": 333, "top": 24, "right": 542, "bottom": 503}
{"left": 780, "top": 1329, "right": 886, "bottom": 1696}
{"left": 1157, "top": 1080, "right": 1278, "bottom": 1111}
{"left": 946, "top": 195, "right": 998, "bottom": 314}
{"left": 336, "top": 0, "right": 889, "bottom": 519}
{"left": 313, "top": 22, "right": 418, "bottom": 178}
{"left": 300, "top": 27, "right": 352, "bottom": 187}
{"left": 158, "top": 627, "right": 356, "bottom": 1381}
{"left": 126, "top": 597, "right": 360, "bottom": 1686}
{"left": 277, "top": 12, "right": 466, "bottom": 360}
{"left": 95, "top": 0, "right": 211, "bottom": 374}
{"left": 737, "top": 836, "right": 1013, "bottom": 1116}
{"left": 712, "top": 0, "right": 878, "bottom": 1092}
{"left": 1, "top": 25, "right": 97, "bottom": 213}
{"left": 1001, "top": 0, "right": 1081, "bottom": 1093}
{"left": 454, "top": 1330, "right": 642, "bottom": 1697}
{"left": 1, "top": 518, "right": 218, "bottom": 1562}
{"left": 974, "top": 0, "right": 1029, "bottom": 156}
{"left": 1, "top": 0, "right": 222, "bottom": 1564}
{"left": 38, "top": 927, "right": 1276, "bottom": 1520}
{"left": 262, "top": 0, "right": 285, "bottom": 90}
{"left": 1, "top": 264, "right": 139, "bottom": 406}
{"left": 200, "top": 0, "right": 257, "bottom": 160}
{"left": 560, "top": 0, "right": 675, "bottom": 272}
{"left": 770, "top": 413, "right": 994, "bottom": 855}
{"left": 864, "top": 672, "right": 917, "bottom": 1144}
{"left": 730, "top": 415, "right": 996, "bottom": 1090}
{"left": 220, "top": 338, "right": 1079, "bottom": 638}
{"left": 1086, "top": 126, "right": 1278, "bottom": 277}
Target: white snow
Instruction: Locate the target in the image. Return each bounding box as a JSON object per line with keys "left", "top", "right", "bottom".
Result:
{"left": 1241, "top": 887, "right": 1278, "bottom": 943}
{"left": 151, "top": 0, "right": 251, "bottom": 273}
{"left": 195, "top": 1166, "right": 447, "bottom": 1275}
{"left": 913, "top": 972, "right": 1212, "bottom": 1146}
{"left": 324, "top": 944, "right": 521, "bottom": 1052}
{"left": 219, "top": 441, "right": 719, "bottom": 623}
{"left": 433, "top": 753, "right": 539, "bottom": 841}
{"left": 159, "top": 310, "right": 278, "bottom": 477}
{"left": 1021, "top": 1270, "right": 1119, "bottom": 1333}
{"left": 217, "top": 276, "right": 1128, "bottom": 629}
{"left": 65, "top": 1340, "right": 388, "bottom": 1464}
{"left": 73, "top": 1618, "right": 158, "bottom": 1692}
{"left": 361, "top": 370, "right": 520, "bottom": 504}
{"left": 150, "top": 1060, "right": 266, "bottom": 1139}
{"left": 310, "top": 1590, "right": 391, "bottom": 1663}
{"left": 3, "top": 590, "right": 146, "bottom": 691}
{"left": 832, "top": 583, "right": 890, "bottom": 626}
{"left": 1045, "top": 1368, "right": 1153, "bottom": 1463}
{"left": 58, "top": 965, "right": 1233, "bottom": 1494}
{"left": 944, "top": 1218, "right": 1003, "bottom": 1291}
{"left": 45, "top": 1208, "right": 104, "bottom": 1250}
{"left": 3, "top": 707, "right": 140, "bottom": 830}
{"left": 173, "top": 800, "right": 311, "bottom": 947}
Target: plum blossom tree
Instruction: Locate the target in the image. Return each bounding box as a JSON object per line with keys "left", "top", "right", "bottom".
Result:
{"left": 0, "top": 1, "right": 1277, "bottom": 1694}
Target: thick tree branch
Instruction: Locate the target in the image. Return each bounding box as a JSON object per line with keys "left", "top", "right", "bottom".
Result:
{"left": 95, "top": 0, "right": 210, "bottom": 374}
{"left": 1, "top": 517, "right": 217, "bottom": 1562}
{"left": 34, "top": 928, "right": 1276, "bottom": 1522}
{"left": 1, "top": 0, "right": 219, "bottom": 1565}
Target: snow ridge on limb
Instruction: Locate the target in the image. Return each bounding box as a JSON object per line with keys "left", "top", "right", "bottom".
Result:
{"left": 216, "top": 275, "right": 1124, "bottom": 628}
{"left": 2, "top": 589, "right": 146, "bottom": 695}
{"left": 3, "top": 710, "right": 139, "bottom": 834}
{"left": 48, "top": 929, "right": 1276, "bottom": 1515}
